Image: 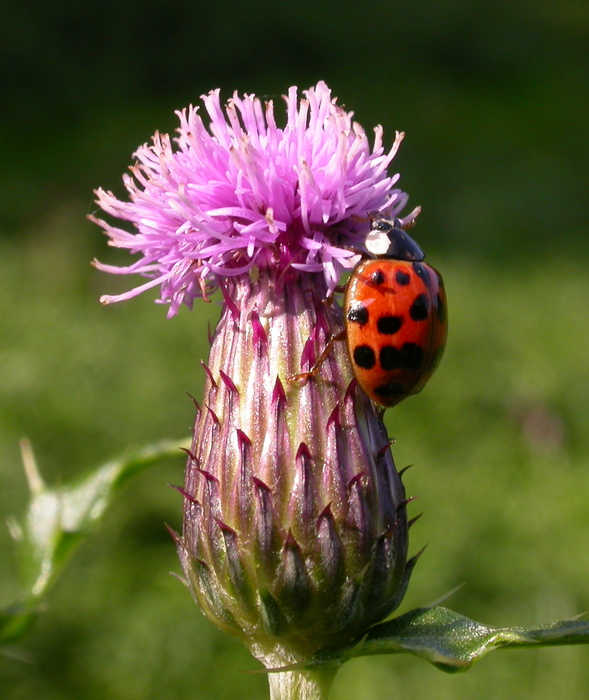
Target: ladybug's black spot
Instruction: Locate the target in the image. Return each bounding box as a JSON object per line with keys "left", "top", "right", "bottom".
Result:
{"left": 374, "top": 381, "right": 406, "bottom": 399}
{"left": 409, "top": 294, "right": 429, "bottom": 321}
{"left": 395, "top": 270, "right": 411, "bottom": 286}
{"left": 436, "top": 293, "right": 446, "bottom": 323}
{"left": 380, "top": 343, "right": 424, "bottom": 372}
{"left": 380, "top": 346, "right": 400, "bottom": 371}
{"left": 401, "top": 343, "right": 425, "bottom": 370}
{"left": 371, "top": 269, "right": 385, "bottom": 285}
{"left": 353, "top": 345, "right": 376, "bottom": 370}
{"left": 347, "top": 303, "right": 369, "bottom": 326}
{"left": 377, "top": 315, "right": 403, "bottom": 335}
{"left": 412, "top": 263, "right": 432, "bottom": 288}
{"left": 429, "top": 344, "right": 446, "bottom": 372}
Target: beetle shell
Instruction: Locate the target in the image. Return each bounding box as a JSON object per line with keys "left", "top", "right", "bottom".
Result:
{"left": 344, "top": 258, "right": 447, "bottom": 407}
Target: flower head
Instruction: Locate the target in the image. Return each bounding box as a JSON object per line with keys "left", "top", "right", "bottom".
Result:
{"left": 92, "top": 81, "right": 417, "bottom": 317}
{"left": 93, "top": 82, "right": 418, "bottom": 672}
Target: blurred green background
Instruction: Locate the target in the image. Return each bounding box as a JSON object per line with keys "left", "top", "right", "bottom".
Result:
{"left": 1, "top": 0, "right": 589, "bottom": 698}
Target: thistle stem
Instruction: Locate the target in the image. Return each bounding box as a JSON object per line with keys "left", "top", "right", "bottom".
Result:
{"left": 267, "top": 667, "right": 338, "bottom": 700}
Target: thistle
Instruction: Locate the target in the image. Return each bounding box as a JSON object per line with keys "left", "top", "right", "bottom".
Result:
{"left": 92, "top": 82, "right": 420, "bottom": 699}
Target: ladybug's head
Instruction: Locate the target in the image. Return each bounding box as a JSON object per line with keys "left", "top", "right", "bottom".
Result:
{"left": 365, "top": 212, "right": 425, "bottom": 262}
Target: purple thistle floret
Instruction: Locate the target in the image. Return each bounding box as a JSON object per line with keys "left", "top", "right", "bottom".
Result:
{"left": 92, "top": 82, "right": 419, "bottom": 676}
{"left": 92, "top": 81, "right": 417, "bottom": 317}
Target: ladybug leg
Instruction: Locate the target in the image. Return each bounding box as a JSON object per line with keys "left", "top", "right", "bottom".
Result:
{"left": 322, "top": 287, "right": 346, "bottom": 307}
{"left": 288, "top": 329, "right": 346, "bottom": 383}
{"left": 374, "top": 404, "right": 388, "bottom": 419}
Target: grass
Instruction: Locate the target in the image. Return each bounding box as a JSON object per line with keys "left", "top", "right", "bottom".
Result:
{"left": 1, "top": 206, "right": 588, "bottom": 699}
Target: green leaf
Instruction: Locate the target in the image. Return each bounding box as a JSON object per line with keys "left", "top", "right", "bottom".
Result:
{"left": 1, "top": 437, "right": 189, "bottom": 645}
{"left": 305, "top": 606, "right": 589, "bottom": 673}
{"left": 0, "top": 603, "right": 38, "bottom": 646}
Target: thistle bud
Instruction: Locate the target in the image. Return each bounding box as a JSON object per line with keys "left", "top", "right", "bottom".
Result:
{"left": 92, "top": 82, "right": 418, "bottom": 671}
{"left": 177, "top": 270, "right": 411, "bottom": 665}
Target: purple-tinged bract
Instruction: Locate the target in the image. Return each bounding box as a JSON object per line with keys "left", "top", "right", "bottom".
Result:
{"left": 174, "top": 272, "right": 414, "bottom": 666}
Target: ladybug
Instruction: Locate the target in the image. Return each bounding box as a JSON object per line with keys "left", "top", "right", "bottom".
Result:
{"left": 290, "top": 212, "right": 447, "bottom": 409}
{"left": 343, "top": 212, "right": 447, "bottom": 407}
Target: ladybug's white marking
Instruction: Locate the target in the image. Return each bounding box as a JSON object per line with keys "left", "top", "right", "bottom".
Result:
{"left": 365, "top": 227, "right": 392, "bottom": 256}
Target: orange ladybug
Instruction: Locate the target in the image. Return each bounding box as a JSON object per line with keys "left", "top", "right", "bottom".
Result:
{"left": 343, "top": 212, "right": 447, "bottom": 407}
{"left": 291, "top": 212, "right": 447, "bottom": 409}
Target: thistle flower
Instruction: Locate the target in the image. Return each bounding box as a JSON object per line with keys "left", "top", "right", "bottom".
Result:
{"left": 92, "top": 82, "right": 418, "bottom": 688}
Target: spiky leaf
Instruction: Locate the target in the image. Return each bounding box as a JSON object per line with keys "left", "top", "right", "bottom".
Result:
{"left": 1, "top": 437, "right": 188, "bottom": 645}
{"left": 302, "top": 606, "right": 589, "bottom": 673}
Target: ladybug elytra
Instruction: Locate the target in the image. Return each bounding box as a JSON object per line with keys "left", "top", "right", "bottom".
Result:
{"left": 343, "top": 212, "right": 447, "bottom": 407}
